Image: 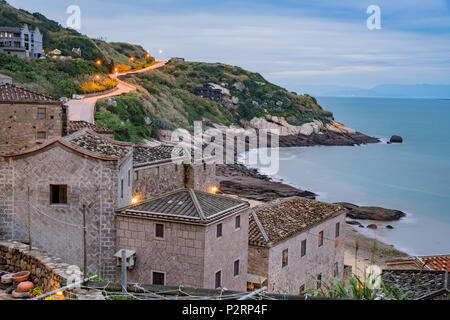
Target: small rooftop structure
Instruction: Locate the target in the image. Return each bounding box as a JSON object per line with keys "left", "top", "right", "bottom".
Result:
{"left": 385, "top": 254, "right": 450, "bottom": 272}
{"left": 0, "top": 83, "right": 59, "bottom": 104}
{"left": 249, "top": 197, "right": 345, "bottom": 247}
{"left": 381, "top": 270, "right": 449, "bottom": 300}
{"left": 68, "top": 120, "right": 114, "bottom": 136}
{"left": 117, "top": 189, "right": 249, "bottom": 224}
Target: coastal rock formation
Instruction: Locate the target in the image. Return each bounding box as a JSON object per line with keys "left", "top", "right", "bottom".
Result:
{"left": 279, "top": 131, "right": 380, "bottom": 147}
{"left": 386, "top": 225, "right": 394, "bottom": 229}
{"left": 216, "top": 164, "right": 316, "bottom": 202}
{"left": 389, "top": 135, "right": 403, "bottom": 143}
{"left": 337, "top": 202, "right": 406, "bottom": 221}
{"left": 346, "top": 220, "right": 364, "bottom": 228}
{"left": 367, "top": 224, "right": 378, "bottom": 230}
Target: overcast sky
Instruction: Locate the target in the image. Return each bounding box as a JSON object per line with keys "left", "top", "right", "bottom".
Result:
{"left": 7, "top": 0, "right": 450, "bottom": 91}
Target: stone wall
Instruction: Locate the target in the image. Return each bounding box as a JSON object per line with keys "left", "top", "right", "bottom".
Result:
{"left": 203, "top": 210, "right": 249, "bottom": 291}
{"left": 0, "top": 144, "right": 122, "bottom": 279}
{"left": 264, "top": 212, "right": 346, "bottom": 294}
{"left": 116, "top": 216, "right": 205, "bottom": 287}
{"left": 0, "top": 102, "right": 67, "bottom": 154}
{"left": 248, "top": 246, "right": 269, "bottom": 278}
{"left": 133, "top": 162, "right": 185, "bottom": 200}
{"left": 0, "top": 241, "right": 69, "bottom": 291}
{"left": 185, "top": 162, "right": 217, "bottom": 193}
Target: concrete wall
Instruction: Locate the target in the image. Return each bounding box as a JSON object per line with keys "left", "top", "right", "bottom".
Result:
{"left": 253, "top": 212, "right": 346, "bottom": 295}
{"left": 132, "top": 162, "right": 184, "bottom": 200}
{"left": 203, "top": 211, "right": 249, "bottom": 291}
{"left": 0, "top": 102, "right": 66, "bottom": 154}
{"left": 0, "top": 144, "right": 121, "bottom": 279}
{"left": 116, "top": 216, "right": 206, "bottom": 287}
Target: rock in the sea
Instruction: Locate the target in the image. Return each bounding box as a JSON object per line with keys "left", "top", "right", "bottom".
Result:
{"left": 386, "top": 225, "right": 394, "bottom": 229}
{"left": 346, "top": 220, "right": 364, "bottom": 228}
{"left": 337, "top": 202, "right": 406, "bottom": 221}
{"left": 367, "top": 224, "right": 378, "bottom": 230}
{"left": 390, "top": 135, "right": 403, "bottom": 143}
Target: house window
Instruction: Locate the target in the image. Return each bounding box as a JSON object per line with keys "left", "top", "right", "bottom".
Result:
{"left": 36, "top": 131, "right": 46, "bottom": 140}
{"left": 282, "top": 249, "right": 288, "bottom": 267}
{"left": 155, "top": 167, "right": 159, "bottom": 176}
{"left": 235, "top": 215, "right": 241, "bottom": 229}
{"left": 152, "top": 272, "right": 165, "bottom": 285}
{"left": 134, "top": 170, "right": 139, "bottom": 181}
{"left": 203, "top": 163, "right": 207, "bottom": 171}
{"left": 128, "top": 170, "right": 131, "bottom": 187}
{"left": 175, "top": 164, "right": 178, "bottom": 172}
{"left": 37, "top": 107, "right": 46, "bottom": 119}
{"left": 121, "top": 179, "right": 124, "bottom": 199}
{"left": 301, "top": 239, "right": 307, "bottom": 257}
{"left": 155, "top": 223, "right": 164, "bottom": 239}
{"left": 317, "top": 274, "right": 322, "bottom": 289}
{"left": 333, "top": 262, "right": 339, "bottom": 277}
{"left": 335, "top": 222, "right": 340, "bottom": 238}
{"left": 50, "top": 185, "right": 67, "bottom": 204}
{"left": 215, "top": 271, "right": 222, "bottom": 289}
{"left": 233, "top": 260, "right": 240, "bottom": 277}
{"left": 299, "top": 284, "right": 305, "bottom": 295}
{"left": 216, "top": 223, "right": 222, "bottom": 238}
{"left": 318, "top": 231, "right": 324, "bottom": 247}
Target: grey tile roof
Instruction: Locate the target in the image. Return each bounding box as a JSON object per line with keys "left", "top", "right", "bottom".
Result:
{"left": 133, "top": 145, "right": 183, "bottom": 166}
{"left": 381, "top": 270, "right": 450, "bottom": 300}
{"left": 118, "top": 189, "right": 249, "bottom": 224}
{"left": 64, "top": 130, "right": 133, "bottom": 160}
{"left": 249, "top": 197, "right": 345, "bottom": 247}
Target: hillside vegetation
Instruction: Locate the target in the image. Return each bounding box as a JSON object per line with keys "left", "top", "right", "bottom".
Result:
{"left": 0, "top": 1, "right": 154, "bottom": 96}
{"left": 95, "top": 61, "right": 334, "bottom": 142}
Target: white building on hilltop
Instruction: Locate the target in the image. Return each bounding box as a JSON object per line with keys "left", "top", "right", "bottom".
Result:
{"left": 0, "top": 24, "right": 43, "bottom": 59}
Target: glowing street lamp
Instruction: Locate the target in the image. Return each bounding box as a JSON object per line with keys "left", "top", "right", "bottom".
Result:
{"left": 96, "top": 59, "right": 102, "bottom": 66}
{"left": 95, "top": 74, "right": 101, "bottom": 80}
{"left": 131, "top": 195, "right": 141, "bottom": 205}
{"left": 129, "top": 57, "right": 135, "bottom": 62}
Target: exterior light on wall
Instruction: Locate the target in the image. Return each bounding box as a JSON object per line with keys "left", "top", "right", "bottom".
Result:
{"left": 209, "top": 186, "right": 219, "bottom": 194}
{"left": 131, "top": 196, "right": 141, "bottom": 205}
{"left": 114, "top": 67, "right": 118, "bottom": 73}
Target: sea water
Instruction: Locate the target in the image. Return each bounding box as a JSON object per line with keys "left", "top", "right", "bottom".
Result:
{"left": 245, "top": 97, "right": 450, "bottom": 255}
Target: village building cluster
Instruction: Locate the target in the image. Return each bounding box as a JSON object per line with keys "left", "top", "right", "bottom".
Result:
{"left": 0, "top": 82, "right": 350, "bottom": 294}
{"left": 0, "top": 24, "right": 43, "bottom": 59}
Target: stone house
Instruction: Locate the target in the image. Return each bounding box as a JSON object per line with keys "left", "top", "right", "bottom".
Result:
{"left": 0, "top": 83, "right": 68, "bottom": 154}
{"left": 0, "top": 129, "right": 134, "bottom": 278}
{"left": 0, "top": 24, "right": 43, "bottom": 58}
{"left": 132, "top": 144, "right": 217, "bottom": 200}
{"left": 115, "top": 189, "right": 250, "bottom": 291}
{"left": 248, "top": 197, "right": 346, "bottom": 294}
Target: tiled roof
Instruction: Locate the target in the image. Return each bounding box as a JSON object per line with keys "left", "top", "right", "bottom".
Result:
{"left": 386, "top": 254, "right": 450, "bottom": 271}
{"left": 68, "top": 121, "right": 114, "bottom": 135}
{"left": 67, "top": 131, "right": 132, "bottom": 159}
{"left": 133, "top": 145, "right": 183, "bottom": 165}
{"left": 0, "top": 83, "right": 59, "bottom": 104}
{"left": 381, "top": 270, "right": 450, "bottom": 300}
{"left": 118, "top": 189, "right": 249, "bottom": 224}
{"left": 249, "top": 197, "right": 345, "bottom": 247}
{"left": 0, "top": 130, "right": 132, "bottom": 161}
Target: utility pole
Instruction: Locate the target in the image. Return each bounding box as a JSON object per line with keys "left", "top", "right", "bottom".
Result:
{"left": 27, "top": 187, "right": 32, "bottom": 251}
{"left": 121, "top": 249, "right": 127, "bottom": 300}
{"left": 82, "top": 204, "right": 87, "bottom": 278}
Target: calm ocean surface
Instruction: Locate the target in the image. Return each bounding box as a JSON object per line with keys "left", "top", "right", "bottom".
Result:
{"left": 245, "top": 97, "right": 450, "bottom": 255}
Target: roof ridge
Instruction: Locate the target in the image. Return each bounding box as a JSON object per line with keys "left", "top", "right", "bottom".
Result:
{"left": 250, "top": 210, "right": 270, "bottom": 245}
{"left": 189, "top": 189, "right": 206, "bottom": 221}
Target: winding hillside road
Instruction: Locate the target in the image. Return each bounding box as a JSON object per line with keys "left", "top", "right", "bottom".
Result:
{"left": 66, "top": 61, "right": 167, "bottom": 123}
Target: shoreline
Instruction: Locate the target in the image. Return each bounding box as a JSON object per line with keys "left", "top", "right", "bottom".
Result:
{"left": 217, "top": 131, "right": 410, "bottom": 268}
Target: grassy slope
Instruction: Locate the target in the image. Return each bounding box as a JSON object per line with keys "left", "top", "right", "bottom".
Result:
{"left": 95, "top": 62, "right": 334, "bottom": 142}
{"left": 0, "top": 1, "right": 153, "bottom": 96}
